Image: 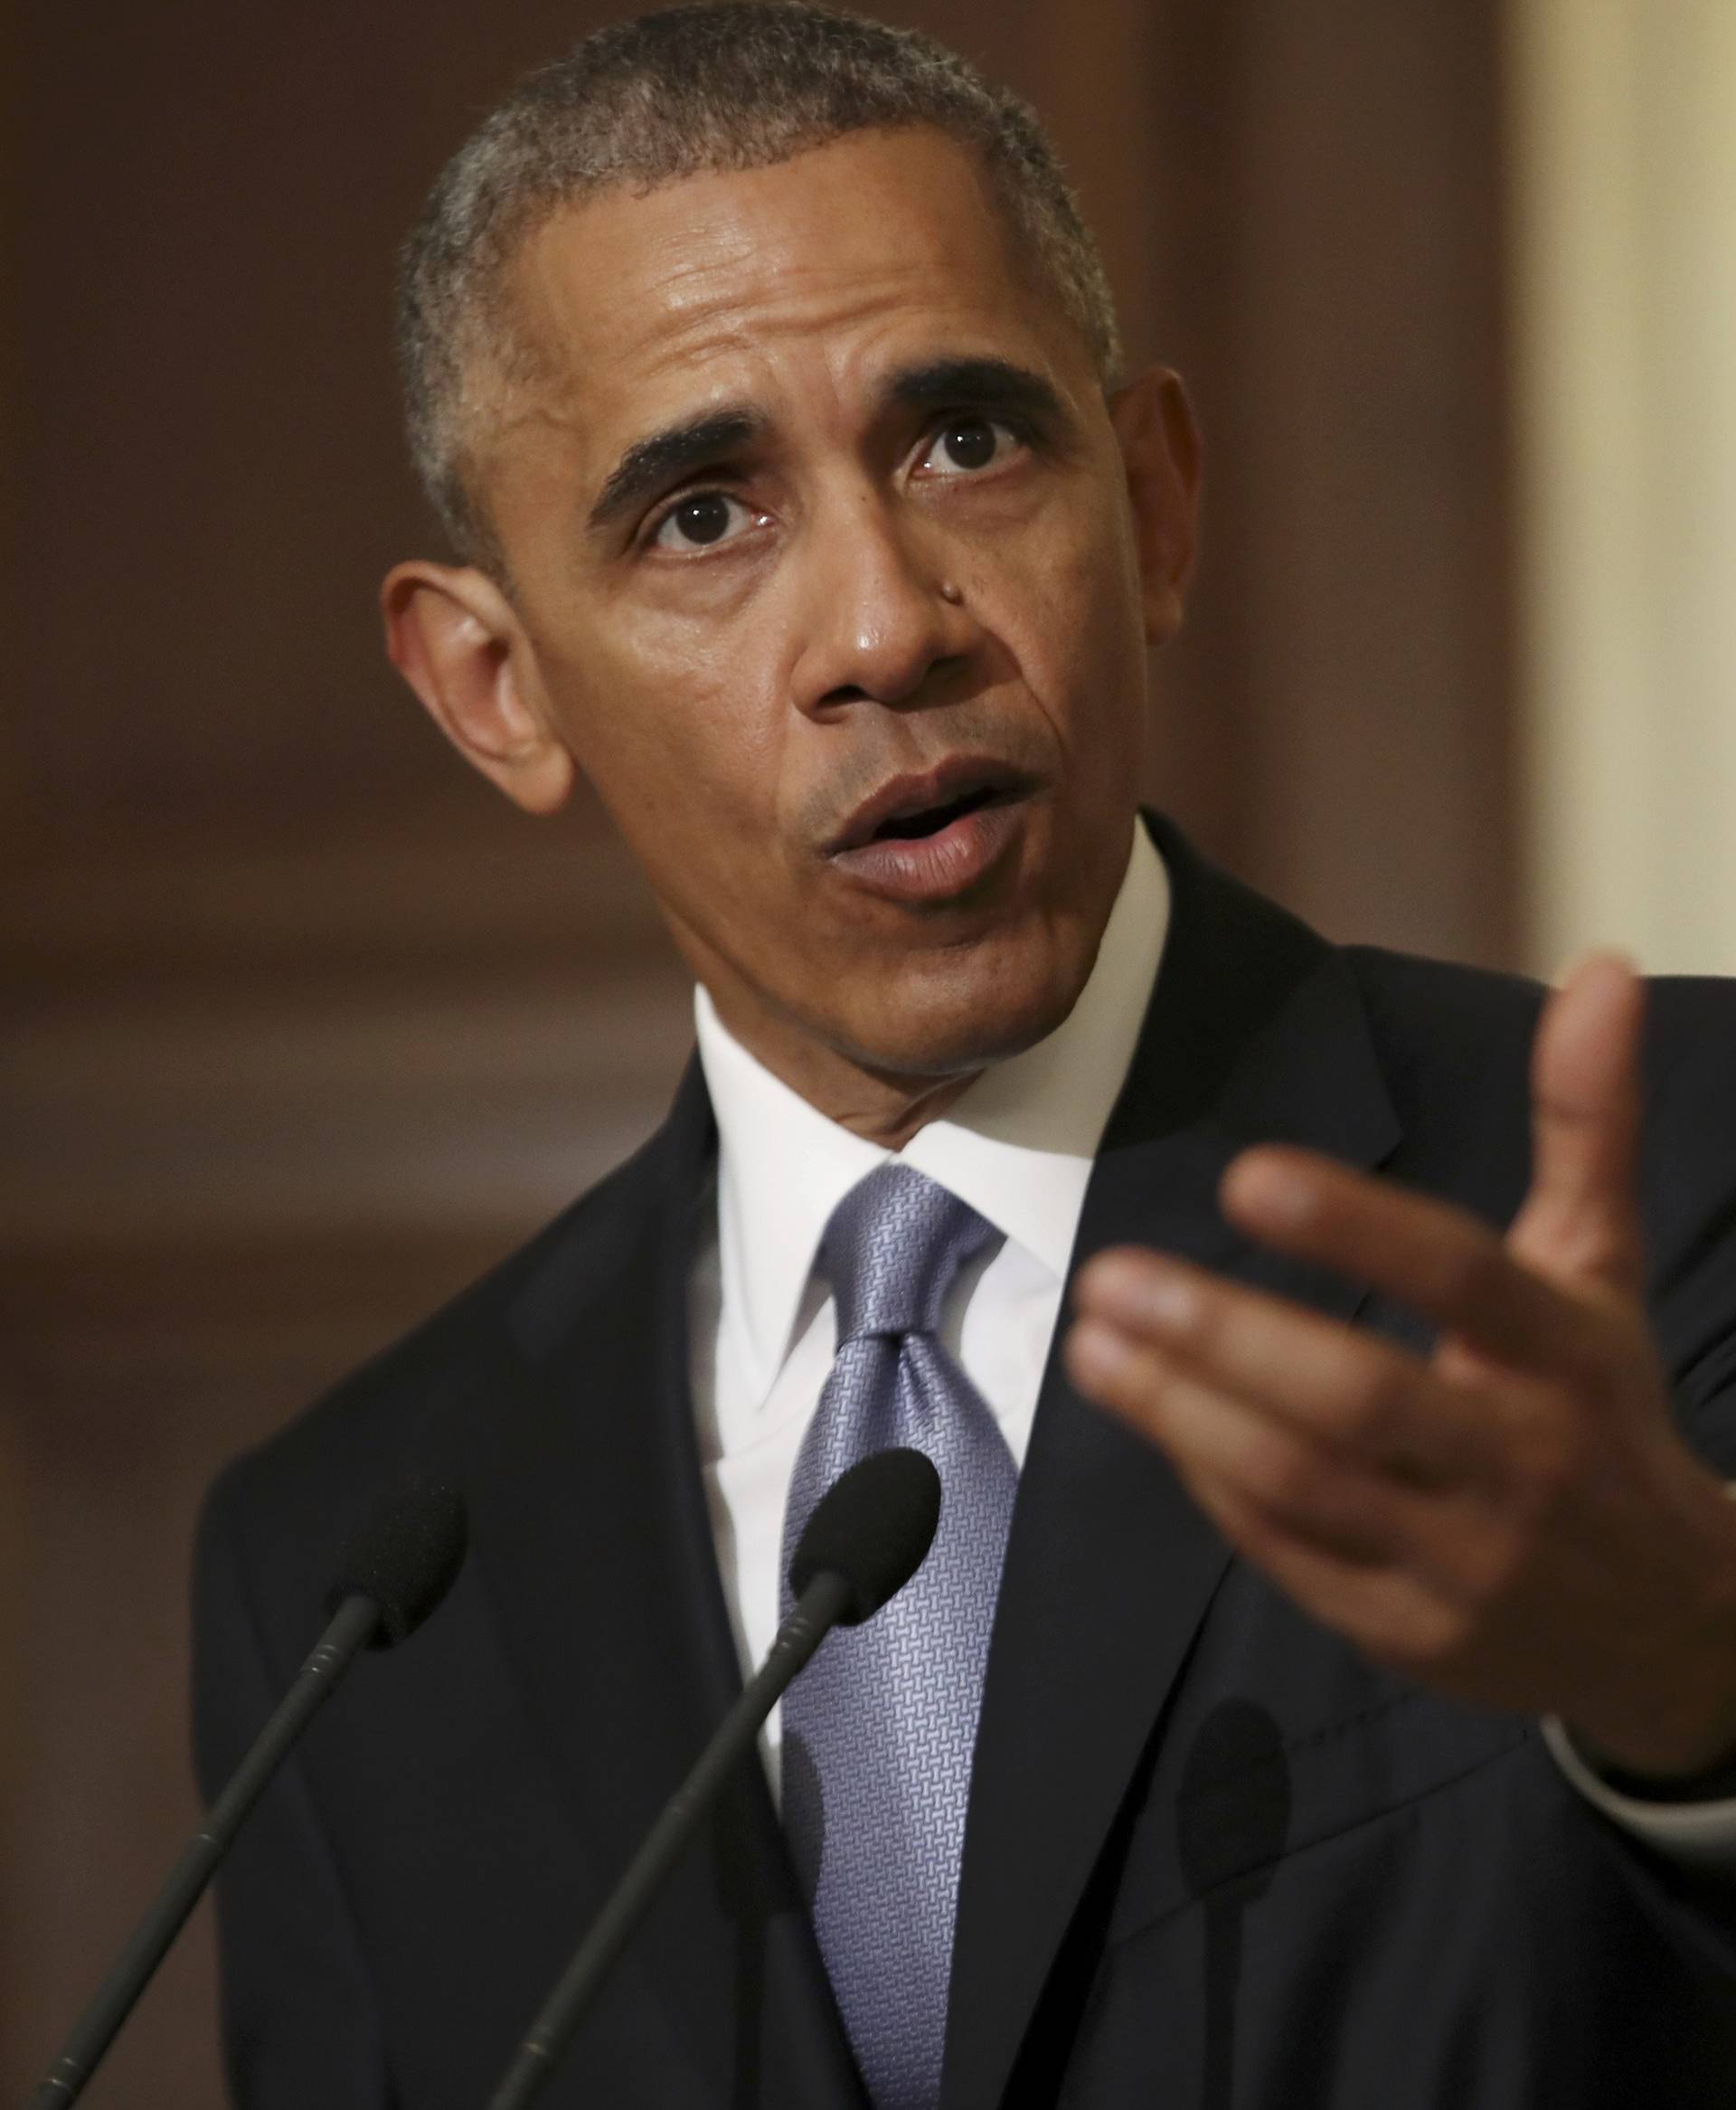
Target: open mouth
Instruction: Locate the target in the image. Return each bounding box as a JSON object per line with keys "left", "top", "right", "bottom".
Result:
{"left": 870, "top": 785, "right": 999, "bottom": 842}
{"left": 827, "top": 761, "right": 1033, "bottom": 856}
{"left": 825, "top": 762, "right": 1034, "bottom": 903}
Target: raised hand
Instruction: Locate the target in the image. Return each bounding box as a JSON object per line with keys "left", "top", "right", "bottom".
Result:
{"left": 1067, "top": 956, "right": 1736, "bottom": 1777}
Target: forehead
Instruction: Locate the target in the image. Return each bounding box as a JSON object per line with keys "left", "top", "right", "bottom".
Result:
{"left": 494, "top": 128, "right": 1082, "bottom": 468}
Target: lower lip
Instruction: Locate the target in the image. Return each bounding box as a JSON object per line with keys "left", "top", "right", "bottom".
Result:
{"left": 828, "top": 799, "right": 1024, "bottom": 904}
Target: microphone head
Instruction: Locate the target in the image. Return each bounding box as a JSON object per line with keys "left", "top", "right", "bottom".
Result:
{"left": 788, "top": 1447, "right": 941, "bottom": 1626}
{"left": 324, "top": 1477, "right": 468, "bottom": 1648}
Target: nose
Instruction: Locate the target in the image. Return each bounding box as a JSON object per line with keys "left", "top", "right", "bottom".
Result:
{"left": 788, "top": 496, "right": 975, "bottom": 716}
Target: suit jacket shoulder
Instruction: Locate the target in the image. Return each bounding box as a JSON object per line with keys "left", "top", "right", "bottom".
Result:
{"left": 202, "top": 1058, "right": 713, "bottom": 1601}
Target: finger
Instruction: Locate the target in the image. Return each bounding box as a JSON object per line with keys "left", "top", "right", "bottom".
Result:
{"left": 1065, "top": 1314, "right": 1437, "bottom": 1566}
{"left": 1219, "top": 1147, "right": 1623, "bottom": 1383}
{"left": 1180, "top": 1462, "right": 1473, "bottom": 1677}
{"left": 1508, "top": 952, "right": 1646, "bottom": 1295}
{"left": 1073, "top": 1246, "right": 1490, "bottom": 1484}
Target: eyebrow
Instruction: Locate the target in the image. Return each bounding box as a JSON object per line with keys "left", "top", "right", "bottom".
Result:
{"left": 883, "top": 355, "right": 1067, "bottom": 429}
{"left": 588, "top": 407, "right": 767, "bottom": 532}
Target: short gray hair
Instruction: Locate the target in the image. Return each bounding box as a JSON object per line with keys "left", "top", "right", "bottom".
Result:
{"left": 397, "top": 0, "right": 1124, "bottom": 569}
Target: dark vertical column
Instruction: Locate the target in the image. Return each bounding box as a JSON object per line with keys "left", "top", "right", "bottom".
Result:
{"left": 1017, "top": 0, "right": 1518, "bottom": 964}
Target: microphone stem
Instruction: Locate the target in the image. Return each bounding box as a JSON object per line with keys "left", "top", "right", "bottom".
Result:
{"left": 30, "top": 1591, "right": 382, "bottom": 2107}
{"left": 488, "top": 1567, "right": 853, "bottom": 2110}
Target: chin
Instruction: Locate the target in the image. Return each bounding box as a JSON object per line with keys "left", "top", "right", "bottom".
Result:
{"left": 833, "top": 939, "right": 1091, "bottom": 1081}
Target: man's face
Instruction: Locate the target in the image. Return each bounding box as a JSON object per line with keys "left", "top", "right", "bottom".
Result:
{"left": 453, "top": 128, "right": 1194, "bottom": 1087}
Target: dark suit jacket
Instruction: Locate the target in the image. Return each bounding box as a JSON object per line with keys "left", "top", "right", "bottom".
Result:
{"left": 194, "top": 815, "right": 1736, "bottom": 2108}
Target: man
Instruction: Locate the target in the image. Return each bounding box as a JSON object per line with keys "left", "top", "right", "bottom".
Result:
{"left": 193, "top": 6, "right": 1736, "bottom": 2105}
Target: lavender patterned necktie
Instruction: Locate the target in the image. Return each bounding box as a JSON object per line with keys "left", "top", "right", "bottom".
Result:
{"left": 780, "top": 1160, "right": 1019, "bottom": 2110}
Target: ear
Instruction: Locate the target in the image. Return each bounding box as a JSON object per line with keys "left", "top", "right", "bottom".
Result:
{"left": 381, "top": 560, "right": 576, "bottom": 816}
{"left": 1109, "top": 366, "right": 1203, "bottom": 648}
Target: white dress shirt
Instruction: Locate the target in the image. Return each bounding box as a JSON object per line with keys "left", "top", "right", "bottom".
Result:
{"left": 687, "top": 820, "right": 1736, "bottom": 1860}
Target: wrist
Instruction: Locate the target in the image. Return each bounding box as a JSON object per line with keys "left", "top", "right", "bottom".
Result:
{"left": 1567, "top": 1491, "right": 1736, "bottom": 1779}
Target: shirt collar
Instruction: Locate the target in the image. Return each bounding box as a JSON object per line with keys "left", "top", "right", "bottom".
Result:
{"left": 694, "top": 819, "right": 1169, "bottom": 1404}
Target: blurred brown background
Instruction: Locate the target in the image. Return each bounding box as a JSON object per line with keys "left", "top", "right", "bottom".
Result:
{"left": 3, "top": 0, "right": 1520, "bottom": 2098}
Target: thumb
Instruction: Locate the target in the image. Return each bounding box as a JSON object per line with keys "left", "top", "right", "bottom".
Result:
{"left": 1507, "top": 952, "right": 1646, "bottom": 1297}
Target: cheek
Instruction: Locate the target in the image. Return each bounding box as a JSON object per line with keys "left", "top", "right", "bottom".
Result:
{"left": 553, "top": 573, "right": 845, "bottom": 883}
{"left": 538, "top": 613, "right": 762, "bottom": 808}
{"left": 533, "top": 630, "right": 802, "bottom": 937}
{"left": 969, "top": 491, "right": 1148, "bottom": 766}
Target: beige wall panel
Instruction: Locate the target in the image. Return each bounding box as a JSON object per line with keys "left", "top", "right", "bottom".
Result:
{"left": 1513, "top": 0, "right": 1736, "bottom": 973}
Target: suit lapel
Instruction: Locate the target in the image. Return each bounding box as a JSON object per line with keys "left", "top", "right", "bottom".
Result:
{"left": 466, "top": 1059, "right": 864, "bottom": 2109}
{"left": 944, "top": 820, "right": 1403, "bottom": 2110}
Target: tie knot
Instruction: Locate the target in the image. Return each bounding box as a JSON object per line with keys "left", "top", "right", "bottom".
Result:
{"left": 821, "top": 1161, "right": 995, "bottom": 1345}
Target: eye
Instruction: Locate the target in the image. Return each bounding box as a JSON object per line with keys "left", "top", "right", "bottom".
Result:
{"left": 918, "top": 415, "right": 1024, "bottom": 478}
{"left": 648, "top": 489, "right": 760, "bottom": 552}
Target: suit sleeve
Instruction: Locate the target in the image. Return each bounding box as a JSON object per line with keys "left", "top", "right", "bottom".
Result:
{"left": 1543, "top": 1709, "right": 1736, "bottom": 1869}
{"left": 192, "top": 1463, "right": 398, "bottom": 2108}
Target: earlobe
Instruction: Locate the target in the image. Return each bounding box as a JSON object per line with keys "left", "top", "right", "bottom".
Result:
{"left": 1110, "top": 367, "right": 1204, "bottom": 649}
{"left": 380, "top": 560, "right": 575, "bottom": 815}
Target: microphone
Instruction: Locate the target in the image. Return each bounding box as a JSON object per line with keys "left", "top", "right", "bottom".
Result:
{"left": 486, "top": 1445, "right": 942, "bottom": 2110}
{"left": 31, "top": 1477, "right": 468, "bottom": 2107}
